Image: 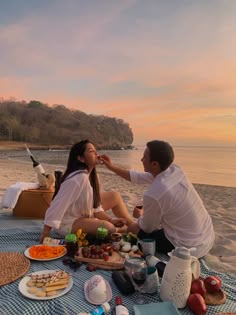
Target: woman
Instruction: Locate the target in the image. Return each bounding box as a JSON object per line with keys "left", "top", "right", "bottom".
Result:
{"left": 40, "top": 140, "right": 133, "bottom": 242}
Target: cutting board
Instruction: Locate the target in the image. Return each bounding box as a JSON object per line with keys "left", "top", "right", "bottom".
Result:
{"left": 74, "top": 249, "right": 125, "bottom": 270}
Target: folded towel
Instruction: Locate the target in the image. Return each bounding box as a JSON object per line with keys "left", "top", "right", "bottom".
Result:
{"left": 133, "top": 301, "right": 180, "bottom": 315}
{"left": 0, "top": 182, "right": 39, "bottom": 209}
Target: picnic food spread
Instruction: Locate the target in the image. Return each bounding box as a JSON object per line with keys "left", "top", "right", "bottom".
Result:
{"left": 28, "top": 244, "right": 66, "bottom": 259}
{"left": 26, "top": 270, "right": 70, "bottom": 298}
{"left": 1, "top": 227, "right": 229, "bottom": 314}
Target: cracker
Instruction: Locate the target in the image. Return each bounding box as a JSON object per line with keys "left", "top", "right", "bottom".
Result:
{"left": 26, "top": 280, "right": 36, "bottom": 287}
{"left": 35, "top": 282, "right": 45, "bottom": 288}
{"left": 36, "top": 290, "right": 47, "bottom": 297}
{"left": 28, "top": 287, "right": 38, "bottom": 294}
{"left": 46, "top": 290, "right": 58, "bottom": 296}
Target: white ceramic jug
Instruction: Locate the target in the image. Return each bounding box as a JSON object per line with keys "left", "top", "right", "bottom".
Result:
{"left": 159, "top": 247, "right": 200, "bottom": 308}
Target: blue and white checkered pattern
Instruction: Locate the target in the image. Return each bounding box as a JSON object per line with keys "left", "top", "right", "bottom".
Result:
{"left": 0, "top": 213, "right": 235, "bottom": 315}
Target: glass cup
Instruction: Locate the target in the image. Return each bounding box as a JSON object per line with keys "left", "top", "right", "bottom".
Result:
{"left": 135, "top": 197, "right": 143, "bottom": 209}
{"left": 131, "top": 258, "right": 147, "bottom": 304}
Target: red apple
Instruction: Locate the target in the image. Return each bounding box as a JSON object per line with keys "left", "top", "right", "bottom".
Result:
{"left": 204, "top": 276, "right": 222, "bottom": 293}
{"left": 187, "top": 293, "right": 207, "bottom": 315}
{"left": 190, "top": 279, "right": 207, "bottom": 297}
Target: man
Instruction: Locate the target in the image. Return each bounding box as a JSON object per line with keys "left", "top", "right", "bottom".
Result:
{"left": 100, "top": 140, "right": 215, "bottom": 258}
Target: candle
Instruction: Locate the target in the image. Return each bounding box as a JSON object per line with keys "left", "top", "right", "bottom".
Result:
{"left": 97, "top": 226, "right": 108, "bottom": 239}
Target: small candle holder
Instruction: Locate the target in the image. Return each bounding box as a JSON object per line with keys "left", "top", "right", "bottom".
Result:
{"left": 96, "top": 224, "right": 108, "bottom": 242}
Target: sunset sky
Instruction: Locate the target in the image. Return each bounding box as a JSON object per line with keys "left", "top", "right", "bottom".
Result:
{"left": 1, "top": 0, "right": 235, "bottom": 146}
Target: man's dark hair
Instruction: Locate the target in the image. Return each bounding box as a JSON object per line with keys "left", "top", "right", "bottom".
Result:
{"left": 146, "top": 140, "right": 174, "bottom": 171}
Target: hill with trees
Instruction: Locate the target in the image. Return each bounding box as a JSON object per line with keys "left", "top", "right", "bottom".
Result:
{"left": 0, "top": 99, "right": 133, "bottom": 149}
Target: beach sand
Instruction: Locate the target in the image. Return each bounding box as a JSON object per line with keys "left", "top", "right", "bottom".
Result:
{"left": 0, "top": 158, "right": 235, "bottom": 276}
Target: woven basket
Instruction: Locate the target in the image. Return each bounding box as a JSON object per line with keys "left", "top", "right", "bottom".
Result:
{"left": 0, "top": 252, "right": 30, "bottom": 286}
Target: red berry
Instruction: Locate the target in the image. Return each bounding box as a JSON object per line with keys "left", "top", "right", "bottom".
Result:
{"left": 103, "top": 254, "right": 109, "bottom": 261}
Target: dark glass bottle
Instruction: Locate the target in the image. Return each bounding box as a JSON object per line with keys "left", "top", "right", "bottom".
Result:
{"left": 25, "top": 144, "right": 45, "bottom": 174}
{"left": 53, "top": 170, "right": 63, "bottom": 199}
{"left": 65, "top": 233, "right": 78, "bottom": 257}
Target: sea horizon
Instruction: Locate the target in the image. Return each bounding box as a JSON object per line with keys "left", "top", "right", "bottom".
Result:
{"left": 0, "top": 145, "right": 235, "bottom": 188}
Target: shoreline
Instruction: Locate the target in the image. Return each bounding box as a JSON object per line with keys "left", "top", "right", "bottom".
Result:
{"left": 0, "top": 158, "right": 235, "bottom": 276}
{"left": 0, "top": 141, "right": 133, "bottom": 151}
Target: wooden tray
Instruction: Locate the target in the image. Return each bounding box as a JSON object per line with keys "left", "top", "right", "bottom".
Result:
{"left": 204, "top": 289, "right": 227, "bottom": 305}
{"left": 74, "top": 249, "right": 124, "bottom": 270}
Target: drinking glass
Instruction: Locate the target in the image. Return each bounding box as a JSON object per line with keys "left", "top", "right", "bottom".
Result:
{"left": 135, "top": 197, "right": 143, "bottom": 209}
{"left": 131, "top": 259, "right": 147, "bottom": 304}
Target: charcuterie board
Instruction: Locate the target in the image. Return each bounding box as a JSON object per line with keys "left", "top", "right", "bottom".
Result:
{"left": 74, "top": 245, "right": 125, "bottom": 270}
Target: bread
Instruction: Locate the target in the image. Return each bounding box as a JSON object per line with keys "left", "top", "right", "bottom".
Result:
{"left": 45, "top": 283, "right": 69, "bottom": 292}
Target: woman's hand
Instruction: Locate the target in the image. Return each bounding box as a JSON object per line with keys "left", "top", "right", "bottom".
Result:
{"left": 110, "top": 218, "right": 126, "bottom": 228}
{"left": 39, "top": 225, "right": 52, "bottom": 243}
{"left": 39, "top": 231, "right": 48, "bottom": 243}
{"left": 133, "top": 206, "right": 143, "bottom": 219}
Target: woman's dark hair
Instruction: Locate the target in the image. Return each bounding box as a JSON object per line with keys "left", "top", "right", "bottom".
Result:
{"left": 54, "top": 140, "right": 101, "bottom": 208}
{"left": 147, "top": 140, "right": 174, "bottom": 171}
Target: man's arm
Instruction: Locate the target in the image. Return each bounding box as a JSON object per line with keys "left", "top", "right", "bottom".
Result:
{"left": 99, "top": 154, "right": 131, "bottom": 181}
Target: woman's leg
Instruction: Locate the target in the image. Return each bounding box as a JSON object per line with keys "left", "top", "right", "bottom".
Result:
{"left": 101, "top": 191, "right": 134, "bottom": 225}
{"left": 71, "top": 217, "right": 116, "bottom": 236}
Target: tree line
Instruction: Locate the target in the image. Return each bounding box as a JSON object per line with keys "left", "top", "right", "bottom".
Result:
{"left": 0, "top": 99, "right": 133, "bottom": 149}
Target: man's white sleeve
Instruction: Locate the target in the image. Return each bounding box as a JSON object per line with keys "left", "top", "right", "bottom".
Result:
{"left": 129, "top": 170, "right": 154, "bottom": 185}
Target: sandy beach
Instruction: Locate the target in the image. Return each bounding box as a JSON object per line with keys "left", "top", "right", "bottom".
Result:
{"left": 0, "top": 157, "right": 235, "bottom": 276}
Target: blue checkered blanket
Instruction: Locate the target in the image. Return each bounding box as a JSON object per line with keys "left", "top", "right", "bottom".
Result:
{"left": 0, "top": 213, "right": 235, "bottom": 315}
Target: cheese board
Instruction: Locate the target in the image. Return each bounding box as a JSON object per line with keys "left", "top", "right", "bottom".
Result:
{"left": 74, "top": 250, "right": 124, "bottom": 270}
{"left": 74, "top": 244, "right": 125, "bottom": 270}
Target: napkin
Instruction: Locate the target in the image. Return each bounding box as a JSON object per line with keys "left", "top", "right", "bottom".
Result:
{"left": 133, "top": 301, "right": 181, "bottom": 315}
{"left": 1, "top": 182, "right": 39, "bottom": 209}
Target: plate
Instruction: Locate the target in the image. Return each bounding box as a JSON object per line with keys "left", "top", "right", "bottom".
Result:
{"left": 84, "top": 278, "right": 112, "bottom": 305}
{"left": 18, "top": 269, "right": 73, "bottom": 300}
{"left": 24, "top": 245, "right": 67, "bottom": 261}
{"left": 134, "top": 301, "right": 180, "bottom": 315}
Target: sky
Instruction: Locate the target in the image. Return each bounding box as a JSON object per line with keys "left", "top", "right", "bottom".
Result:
{"left": 0, "top": 0, "right": 236, "bottom": 146}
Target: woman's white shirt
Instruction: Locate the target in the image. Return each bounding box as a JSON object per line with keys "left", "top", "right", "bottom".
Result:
{"left": 44, "top": 170, "right": 103, "bottom": 234}
{"left": 129, "top": 164, "right": 215, "bottom": 258}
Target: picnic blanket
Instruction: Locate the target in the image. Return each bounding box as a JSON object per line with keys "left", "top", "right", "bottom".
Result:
{"left": 0, "top": 213, "right": 235, "bottom": 315}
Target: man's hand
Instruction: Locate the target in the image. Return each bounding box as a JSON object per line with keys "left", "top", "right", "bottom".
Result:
{"left": 99, "top": 154, "right": 131, "bottom": 181}
{"left": 99, "top": 154, "right": 113, "bottom": 169}
{"left": 133, "top": 206, "right": 143, "bottom": 219}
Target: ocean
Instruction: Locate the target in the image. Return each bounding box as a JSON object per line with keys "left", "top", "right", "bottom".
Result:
{"left": 1, "top": 146, "right": 236, "bottom": 188}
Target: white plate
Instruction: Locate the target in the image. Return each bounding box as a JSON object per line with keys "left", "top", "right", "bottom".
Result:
{"left": 24, "top": 245, "right": 67, "bottom": 261}
{"left": 18, "top": 270, "right": 73, "bottom": 300}
{"left": 84, "top": 278, "right": 112, "bottom": 305}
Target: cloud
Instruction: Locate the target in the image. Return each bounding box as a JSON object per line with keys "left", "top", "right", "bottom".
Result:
{"left": 0, "top": 0, "right": 236, "bottom": 146}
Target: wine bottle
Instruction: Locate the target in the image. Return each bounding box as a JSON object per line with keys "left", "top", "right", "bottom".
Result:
{"left": 25, "top": 144, "right": 49, "bottom": 188}
{"left": 112, "top": 296, "right": 129, "bottom": 315}
{"left": 25, "top": 144, "right": 45, "bottom": 174}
